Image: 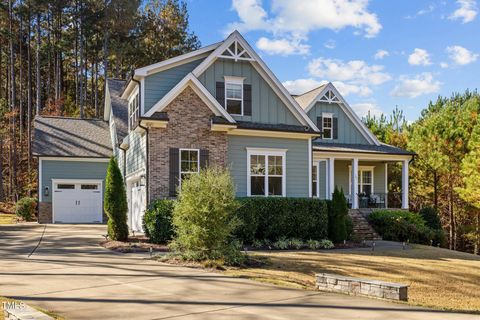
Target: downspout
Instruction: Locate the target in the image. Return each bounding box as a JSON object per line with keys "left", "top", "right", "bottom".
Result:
{"left": 132, "top": 76, "right": 149, "bottom": 205}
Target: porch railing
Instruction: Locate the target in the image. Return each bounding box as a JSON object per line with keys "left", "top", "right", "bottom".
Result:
{"left": 346, "top": 193, "right": 403, "bottom": 209}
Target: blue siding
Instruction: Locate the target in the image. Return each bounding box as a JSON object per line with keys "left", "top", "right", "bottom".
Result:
{"left": 144, "top": 59, "right": 205, "bottom": 113}
{"left": 308, "top": 102, "right": 369, "bottom": 144}
{"left": 227, "top": 136, "right": 309, "bottom": 197}
{"left": 125, "top": 131, "right": 146, "bottom": 175}
{"left": 41, "top": 160, "right": 108, "bottom": 203}
{"left": 198, "top": 59, "right": 301, "bottom": 126}
{"left": 317, "top": 160, "right": 327, "bottom": 200}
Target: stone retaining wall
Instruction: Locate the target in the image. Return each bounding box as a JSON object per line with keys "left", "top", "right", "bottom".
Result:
{"left": 316, "top": 273, "right": 408, "bottom": 301}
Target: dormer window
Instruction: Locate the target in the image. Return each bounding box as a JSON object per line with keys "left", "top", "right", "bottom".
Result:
{"left": 322, "top": 113, "right": 333, "bottom": 139}
{"left": 224, "top": 76, "right": 245, "bottom": 116}
{"left": 129, "top": 92, "right": 139, "bottom": 131}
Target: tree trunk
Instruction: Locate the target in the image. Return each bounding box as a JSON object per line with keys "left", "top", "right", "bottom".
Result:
{"left": 475, "top": 211, "right": 479, "bottom": 255}
{"left": 0, "top": 138, "right": 4, "bottom": 202}
{"left": 78, "top": 0, "right": 84, "bottom": 118}
{"left": 433, "top": 170, "right": 438, "bottom": 209}
{"left": 19, "top": 17, "right": 24, "bottom": 146}
{"left": 36, "top": 12, "right": 41, "bottom": 115}
{"left": 448, "top": 174, "right": 456, "bottom": 250}
{"left": 9, "top": 0, "right": 17, "bottom": 201}
{"left": 27, "top": 8, "right": 32, "bottom": 196}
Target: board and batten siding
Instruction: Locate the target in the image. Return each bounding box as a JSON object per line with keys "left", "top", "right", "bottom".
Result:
{"left": 198, "top": 59, "right": 301, "bottom": 126}
{"left": 317, "top": 160, "right": 327, "bottom": 200}
{"left": 143, "top": 58, "right": 205, "bottom": 113}
{"left": 333, "top": 160, "right": 385, "bottom": 195}
{"left": 227, "top": 136, "right": 309, "bottom": 197}
{"left": 125, "top": 131, "right": 146, "bottom": 176}
{"left": 308, "top": 102, "right": 369, "bottom": 144}
{"left": 40, "top": 160, "right": 108, "bottom": 203}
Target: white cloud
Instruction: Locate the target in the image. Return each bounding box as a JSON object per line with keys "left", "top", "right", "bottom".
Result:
{"left": 374, "top": 49, "right": 389, "bottom": 60}
{"left": 449, "top": 0, "right": 478, "bottom": 23}
{"left": 256, "top": 37, "right": 310, "bottom": 55}
{"left": 405, "top": 4, "right": 436, "bottom": 19}
{"left": 333, "top": 81, "right": 372, "bottom": 97}
{"left": 446, "top": 45, "right": 479, "bottom": 65}
{"left": 227, "top": 0, "right": 382, "bottom": 49}
{"left": 351, "top": 103, "right": 384, "bottom": 117}
{"left": 440, "top": 62, "right": 449, "bottom": 68}
{"left": 308, "top": 58, "right": 391, "bottom": 85}
{"left": 391, "top": 73, "right": 441, "bottom": 98}
{"left": 282, "top": 79, "right": 371, "bottom": 97}
{"left": 408, "top": 48, "right": 432, "bottom": 66}
{"left": 324, "top": 39, "right": 336, "bottom": 49}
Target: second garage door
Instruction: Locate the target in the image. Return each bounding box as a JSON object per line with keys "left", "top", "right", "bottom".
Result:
{"left": 52, "top": 180, "right": 103, "bottom": 223}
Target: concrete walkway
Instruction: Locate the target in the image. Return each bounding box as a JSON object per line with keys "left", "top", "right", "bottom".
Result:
{"left": 0, "top": 224, "right": 477, "bottom": 320}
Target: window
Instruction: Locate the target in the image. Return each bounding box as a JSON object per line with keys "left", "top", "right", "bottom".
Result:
{"left": 312, "top": 164, "right": 318, "bottom": 197}
{"left": 179, "top": 149, "right": 199, "bottom": 187}
{"left": 225, "top": 77, "right": 244, "bottom": 116}
{"left": 81, "top": 184, "right": 99, "bottom": 190}
{"left": 323, "top": 113, "right": 333, "bottom": 139}
{"left": 57, "top": 184, "right": 75, "bottom": 190}
{"left": 129, "top": 92, "right": 139, "bottom": 131}
{"left": 248, "top": 149, "right": 286, "bottom": 197}
{"left": 359, "top": 170, "right": 373, "bottom": 195}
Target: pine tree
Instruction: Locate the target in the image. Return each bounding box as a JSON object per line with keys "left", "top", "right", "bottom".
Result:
{"left": 104, "top": 157, "right": 128, "bottom": 241}
{"left": 329, "top": 187, "right": 348, "bottom": 243}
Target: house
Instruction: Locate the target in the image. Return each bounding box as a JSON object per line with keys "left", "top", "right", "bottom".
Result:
{"left": 33, "top": 31, "right": 414, "bottom": 227}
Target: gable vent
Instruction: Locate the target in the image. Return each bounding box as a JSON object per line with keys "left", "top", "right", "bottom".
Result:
{"left": 319, "top": 90, "right": 340, "bottom": 104}
{"left": 219, "top": 40, "right": 254, "bottom": 62}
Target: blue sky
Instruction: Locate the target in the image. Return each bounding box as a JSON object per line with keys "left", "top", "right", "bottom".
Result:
{"left": 187, "top": 0, "right": 479, "bottom": 121}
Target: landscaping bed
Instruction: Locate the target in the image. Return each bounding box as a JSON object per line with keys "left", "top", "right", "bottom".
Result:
{"left": 100, "top": 235, "right": 168, "bottom": 253}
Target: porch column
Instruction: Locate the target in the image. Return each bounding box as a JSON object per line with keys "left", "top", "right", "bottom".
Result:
{"left": 384, "top": 163, "right": 388, "bottom": 208}
{"left": 351, "top": 158, "right": 359, "bottom": 209}
{"left": 402, "top": 159, "right": 409, "bottom": 209}
{"left": 328, "top": 157, "right": 335, "bottom": 200}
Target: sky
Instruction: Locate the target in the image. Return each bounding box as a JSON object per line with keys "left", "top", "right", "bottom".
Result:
{"left": 186, "top": 0, "right": 480, "bottom": 122}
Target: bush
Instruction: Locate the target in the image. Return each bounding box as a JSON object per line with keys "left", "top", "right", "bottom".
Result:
{"left": 307, "top": 239, "right": 334, "bottom": 250}
{"left": 419, "top": 206, "right": 442, "bottom": 230}
{"left": 171, "top": 167, "right": 241, "bottom": 262}
{"left": 368, "top": 210, "right": 446, "bottom": 246}
{"left": 104, "top": 157, "right": 128, "bottom": 241}
{"left": 143, "top": 200, "right": 175, "bottom": 244}
{"left": 15, "top": 197, "right": 36, "bottom": 221}
{"left": 273, "top": 238, "right": 290, "bottom": 250}
{"left": 234, "top": 197, "right": 328, "bottom": 243}
{"left": 328, "top": 187, "right": 348, "bottom": 243}
{"left": 345, "top": 215, "right": 354, "bottom": 240}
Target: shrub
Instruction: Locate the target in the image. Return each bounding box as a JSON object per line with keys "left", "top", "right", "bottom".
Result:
{"left": 320, "top": 239, "right": 334, "bottom": 249}
{"left": 288, "top": 238, "right": 304, "bottom": 250}
{"left": 273, "top": 238, "right": 289, "bottom": 250}
{"left": 328, "top": 187, "right": 348, "bottom": 243}
{"left": 171, "top": 167, "right": 241, "bottom": 262}
{"left": 143, "top": 199, "right": 175, "bottom": 244}
{"left": 419, "top": 206, "right": 442, "bottom": 230}
{"left": 307, "top": 239, "right": 321, "bottom": 250}
{"left": 104, "top": 157, "right": 128, "bottom": 241}
{"left": 345, "top": 215, "right": 354, "bottom": 240}
{"left": 15, "top": 197, "right": 36, "bottom": 221}
{"left": 234, "top": 197, "right": 328, "bottom": 243}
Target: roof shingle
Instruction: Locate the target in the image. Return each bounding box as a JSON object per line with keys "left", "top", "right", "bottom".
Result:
{"left": 107, "top": 79, "right": 129, "bottom": 143}
{"left": 312, "top": 141, "right": 415, "bottom": 155}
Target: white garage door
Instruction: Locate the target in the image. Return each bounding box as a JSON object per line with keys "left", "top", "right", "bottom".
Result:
{"left": 53, "top": 180, "right": 103, "bottom": 223}
{"left": 130, "top": 183, "right": 146, "bottom": 232}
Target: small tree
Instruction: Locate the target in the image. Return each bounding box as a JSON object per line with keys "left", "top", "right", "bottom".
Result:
{"left": 171, "top": 166, "right": 240, "bottom": 262}
{"left": 104, "top": 157, "right": 128, "bottom": 241}
{"left": 329, "top": 187, "right": 348, "bottom": 243}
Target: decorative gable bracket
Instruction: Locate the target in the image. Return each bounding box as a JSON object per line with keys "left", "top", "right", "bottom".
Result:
{"left": 219, "top": 40, "right": 255, "bottom": 62}
{"left": 319, "top": 90, "right": 340, "bottom": 104}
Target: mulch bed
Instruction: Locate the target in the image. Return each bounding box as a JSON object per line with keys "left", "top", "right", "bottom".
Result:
{"left": 100, "top": 235, "right": 169, "bottom": 253}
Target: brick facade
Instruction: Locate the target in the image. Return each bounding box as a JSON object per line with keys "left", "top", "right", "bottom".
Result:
{"left": 38, "top": 202, "right": 52, "bottom": 223}
{"left": 148, "top": 86, "right": 228, "bottom": 200}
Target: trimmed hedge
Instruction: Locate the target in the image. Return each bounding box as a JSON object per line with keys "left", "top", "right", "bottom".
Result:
{"left": 234, "top": 197, "right": 328, "bottom": 243}
{"left": 367, "top": 210, "right": 446, "bottom": 246}
{"left": 143, "top": 199, "right": 175, "bottom": 244}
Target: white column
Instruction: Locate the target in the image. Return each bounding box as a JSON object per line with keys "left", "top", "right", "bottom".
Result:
{"left": 351, "top": 158, "right": 359, "bottom": 209}
{"left": 402, "top": 160, "right": 409, "bottom": 209}
{"left": 384, "top": 162, "right": 388, "bottom": 208}
{"left": 328, "top": 157, "right": 335, "bottom": 200}
{"left": 308, "top": 139, "right": 312, "bottom": 197}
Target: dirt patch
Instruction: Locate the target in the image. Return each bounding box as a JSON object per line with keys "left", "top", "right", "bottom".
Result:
{"left": 100, "top": 236, "right": 169, "bottom": 253}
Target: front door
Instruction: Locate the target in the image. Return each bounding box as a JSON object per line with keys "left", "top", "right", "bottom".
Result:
{"left": 131, "top": 182, "right": 146, "bottom": 232}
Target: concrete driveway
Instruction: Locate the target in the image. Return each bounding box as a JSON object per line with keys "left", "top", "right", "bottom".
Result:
{"left": 0, "top": 224, "right": 476, "bottom": 320}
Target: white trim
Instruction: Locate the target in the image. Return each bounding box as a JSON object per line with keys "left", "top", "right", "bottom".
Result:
{"left": 179, "top": 148, "right": 200, "bottom": 190}
{"left": 224, "top": 77, "right": 244, "bottom": 116}
{"left": 128, "top": 87, "right": 140, "bottom": 132}
{"left": 308, "top": 138, "right": 312, "bottom": 197}
{"left": 228, "top": 129, "right": 317, "bottom": 139}
{"left": 192, "top": 31, "right": 319, "bottom": 131}
{"left": 313, "top": 151, "right": 412, "bottom": 162}
{"left": 38, "top": 157, "right": 110, "bottom": 162}
{"left": 144, "top": 73, "right": 236, "bottom": 123}
{"left": 224, "top": 76, "right": 246, "bottom": 84}
{"left": 385, "top": 162, "right": 388, "bottom": 208}
{"left": 348, "top": 166, "right": 375, "bottom": 196}
{"left": 327, "top": 157, "right": 335, "bottom": 200}
{"left": 246, "top": 148, "right": 287, "bottom": 197}
{"left": 304, "top": 83, "right": 379, "bottom": 145}
{"left": 134, "top": 42, "right": 221, "bottom": 76}
{"left": 402, "top": 160, "right": 409, "bottom": 209}
{"left": 125, "top": 168, "right": 146, "bottom": 181}
{"left": 351, "top": 158, "right": 359, "bottom": 209}
{"left": 322, "top": 113, "right": 333, "bottom": 140}
{"left": 141, "top": 78, "right": 145, "bottom": 116}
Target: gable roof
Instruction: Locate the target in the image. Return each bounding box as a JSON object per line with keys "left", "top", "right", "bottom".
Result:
{"left": 33, "top": 116, "right": 112, "bottom": 158}
{"left": 143, "top": 73, "right": 236, "bottom": 123}
{"left": 191, "top": 31, "right": 319, "bottom": 132}
{"left": 313, "top": 141, "right": 415, "bottom": 156}
{"left": 106, "top": 79, "right": 129, "bottom": 143}
{"left": 296, "top": 82, "right": 380, "bottom": 146}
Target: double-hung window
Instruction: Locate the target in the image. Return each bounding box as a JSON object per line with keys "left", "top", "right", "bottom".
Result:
{"left": 129, "top": 92, "right": 139, "bottom": 131}
{"left": 179, "top": 149, "right": 199, "bottom": 188}
{"left": 312, "top": 164, "right": 318, "bottom": 197}
{"left": 248, "top": 149, "right": 286, "bottom": 197}
{"left": 224, "top": 76, "right": 244, "bottom": 116}
{"left": 349, "top": 167, "right": 374, "bottom": 196}
{"left": 322, "top": 113, "right": 333, "bottom": 139}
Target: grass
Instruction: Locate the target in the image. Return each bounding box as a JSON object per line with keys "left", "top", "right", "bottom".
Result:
{"left": 0, "top": 296, "right": 64, "bottom": 320}
{"left": 224, "top": 245, "right": 480, "bottom": 313}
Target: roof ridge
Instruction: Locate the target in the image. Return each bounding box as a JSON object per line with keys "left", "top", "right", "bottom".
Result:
{"left": 36, "top": 115, "right": 107, "bottom": 121}
{"left": 296, "top": 83, "right": 328, "bottom": 96}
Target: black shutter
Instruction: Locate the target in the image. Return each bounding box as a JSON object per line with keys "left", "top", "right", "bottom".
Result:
{"left": 216, "top": 82, "right": 225, "bottom": 108}
{"left": 200, "top": 149, "right": 209, "bottom": 169}
{"left": 333, "top": 117, "right": 338, "bottom": 139}
{"left": 243, "top": 84, "right": 252, "bottom": 116}
{"left": 169, "top": 148, "right": 180, "bottom": 197}
{"left": 317, "top": 116, "right": 323, "bottom": 136}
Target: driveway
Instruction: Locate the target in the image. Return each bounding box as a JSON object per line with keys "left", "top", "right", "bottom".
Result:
{"left": 0, "top": 224, "right": 476, "bottom": 320}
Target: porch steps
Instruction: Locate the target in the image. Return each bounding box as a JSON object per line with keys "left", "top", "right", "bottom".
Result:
{"left": 348, "top": 209, "right": 381, "bottom": 241}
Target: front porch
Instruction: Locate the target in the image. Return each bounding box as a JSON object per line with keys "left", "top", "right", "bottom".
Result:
{"left": 312, "top": 148, "right": 412, "bottom": 210}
